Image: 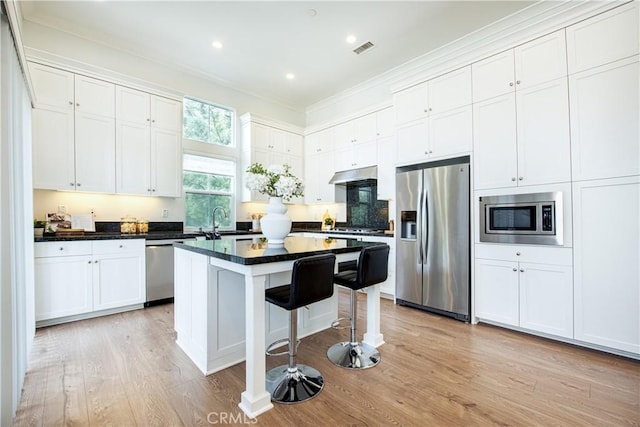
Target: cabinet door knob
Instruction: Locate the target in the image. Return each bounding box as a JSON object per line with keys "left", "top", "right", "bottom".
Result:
{"left": 424, "top": 151, "right": 428, "bottom": 155}
{"left": 76, "top": 102, "right": 80, "bottom": 107}
{"left": 423, "top": 109, "right": 428, "bottom": 113}
{"left": 428, "top": 107, "right": 432, "bottom": 112}
{"left": 152, "top": 119, "right": 156, "bottom": 123}
{"left": 511, "top": 177, "right": 516, "bottom": 181}
{"left": 59, "top": 247, "right": 64, "bottom": 251}
{"left": 68, "top": 101, "right": 73, "bottom": 106}
{"left": 512, "top": 267, "right": 517, "bottom": 272}
{"left": 518, "top": 177, "right": 524, "bottom": 181}
{"left": 119, "top": 244, "right": 123, "bottom": 248}
{"left": 516, "top": 252, "right": 521, "bottom": 256}
{"left": 509, "top": 82, "right": 514, "bottom": 87}
{"left": 429, "top": 150, "right": 433, "bottom": 154}
{"left": 519, "top": 268, "right": 524, "bottom": 272}
{"left": 94, "top": 260, "right": 99, "bottom": 264}
{"left": 147, "top": 188, "right": 151, "bottom": 192}
{"left": 146, "top": 118, "right": 150, "bottom": 122}
{"left": 76, "top": 183, "right": 81, "bottom": 187}
{"left": 152, "top": 189, "right": 156, "bottom": 192}
{"left": 516, "top": 80, "right": 521, "bottom": 85}
{"left": 70, "top": 182, "right": 75, "bottom": 186}
{"left": 88, "top": 261, "right": 92, "bottom": 264}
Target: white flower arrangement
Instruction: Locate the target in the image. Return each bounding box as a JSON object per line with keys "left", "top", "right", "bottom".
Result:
{"left": 245, "top": 163, "right": 304, "bottom": 201}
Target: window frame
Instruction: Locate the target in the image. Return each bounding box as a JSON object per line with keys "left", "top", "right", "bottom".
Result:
{"left": 182, "top": 96, "right": 236, "bottom": 148}
{"left": 182, "top": 97, "right": 239, "bottom": 233}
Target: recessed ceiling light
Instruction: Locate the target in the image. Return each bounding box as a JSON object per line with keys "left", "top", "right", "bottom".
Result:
{"left": 211, "top": 40, "right": 223, "bottom": 49}
{"left": 346, "top": 35, "right": 357, "bottom": 44}
{"left": 285, "top": 73, "right": 295, "bottom": 80}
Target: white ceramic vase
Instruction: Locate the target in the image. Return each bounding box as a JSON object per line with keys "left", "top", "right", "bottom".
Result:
{"left": 260, "top": 197, "right": 292, "bottom": 246}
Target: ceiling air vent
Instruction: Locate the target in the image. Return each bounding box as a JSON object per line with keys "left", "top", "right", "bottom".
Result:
{"left": 353, "top": 41, "right": 375, "bottom": 55}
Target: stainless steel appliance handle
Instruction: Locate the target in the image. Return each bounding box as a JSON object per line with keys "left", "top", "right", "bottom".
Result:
{"left": 424, "top": 189, "right": 429, "bottom": 263}
{"left": 418, "top": 188, "right": 424, "bottom": 264}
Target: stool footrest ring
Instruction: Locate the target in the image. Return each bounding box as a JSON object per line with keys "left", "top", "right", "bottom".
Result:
{"left": 330, "top": 317, "right": 352, "bottom": 330}
{"left": 266, "top": 338, "right": 300, "bottom": 357}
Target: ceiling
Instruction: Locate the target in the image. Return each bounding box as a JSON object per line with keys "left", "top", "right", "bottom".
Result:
{"left": 19, "top": 1, "right": 537, "bottom": 110}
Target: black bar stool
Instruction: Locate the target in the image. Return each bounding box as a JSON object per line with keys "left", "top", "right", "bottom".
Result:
{"left": 265, "top": 253, "right": 336, "bottom": 404}
{"left": 327, "top": 244, "right": 390, "bottom": 369}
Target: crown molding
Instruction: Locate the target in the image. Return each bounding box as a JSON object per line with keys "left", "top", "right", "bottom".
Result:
{"left": 304, "top": 101, "right": 393, "bottom": 136}
{"left": 239, "top": 112, "right": 305, "bottom": 135}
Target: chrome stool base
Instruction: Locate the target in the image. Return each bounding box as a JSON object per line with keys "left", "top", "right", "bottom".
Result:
{"left": 265, "top": 364, "right": 324, "bottom": 404}
{"left": 327, "top": 341, "right": 380, "bottom": 369}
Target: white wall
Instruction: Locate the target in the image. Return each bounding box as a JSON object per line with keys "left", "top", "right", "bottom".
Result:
{"left": 33, "top": 189, "right": 185, "bottom": 223}
{"left": 0, "top": 15, "right": 34, "bottom": 425}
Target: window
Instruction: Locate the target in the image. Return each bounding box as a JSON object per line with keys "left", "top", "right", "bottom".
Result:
{"left": 183, "top": 98, "right": 233, "bottom": 146}
{"left": 183, "top": 154, "right": 235, "bottom": 230}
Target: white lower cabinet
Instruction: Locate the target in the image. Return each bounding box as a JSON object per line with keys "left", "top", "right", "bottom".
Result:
{"left": 34, "top": 239, "right": 145, "bottom": 325}
{"left": 92, "top": 240, "right": 146, "bottom": 311}
{"left": 475, "top": 244, "right": 573, "bottom": 339}
{"left": 572, "top": 177, "right": 639, "bottom": 355}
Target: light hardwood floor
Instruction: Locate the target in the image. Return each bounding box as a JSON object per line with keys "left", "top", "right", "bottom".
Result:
{"left": 14, "top": 290, "right": 639, "bottom": 426}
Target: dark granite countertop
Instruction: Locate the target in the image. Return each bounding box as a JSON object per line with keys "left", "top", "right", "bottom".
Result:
{"left": 174, "top": 235, "right": 380, "bottom": 265}
{"left": 35, "top": 231, "right": 203, "bottom": 242}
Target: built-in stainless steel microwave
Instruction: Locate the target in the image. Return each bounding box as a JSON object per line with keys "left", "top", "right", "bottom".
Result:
{"left": 479, "top": 192, "right": 563, "bottom": 245}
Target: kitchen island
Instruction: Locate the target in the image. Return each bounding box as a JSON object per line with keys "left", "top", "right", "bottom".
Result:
{"left": 173, "top": 236, "right": 384, "bottom": 418}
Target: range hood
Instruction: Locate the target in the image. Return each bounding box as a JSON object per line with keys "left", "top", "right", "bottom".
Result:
{"left": 328, "top": 165, "right": 377, "bottom": 184}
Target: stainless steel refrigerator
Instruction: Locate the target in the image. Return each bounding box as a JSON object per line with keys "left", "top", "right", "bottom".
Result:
{"left": 395, "top": 156, "right": 470, "bottom": 322}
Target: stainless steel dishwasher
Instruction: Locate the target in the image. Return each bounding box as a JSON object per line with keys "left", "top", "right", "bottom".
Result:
{"left": 145, "top": 238, "right": 194, "bottom": 307}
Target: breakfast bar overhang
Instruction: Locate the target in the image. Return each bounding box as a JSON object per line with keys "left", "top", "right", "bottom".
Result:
{"left": 173, "top": 236, "right": 384, "bottom": 418}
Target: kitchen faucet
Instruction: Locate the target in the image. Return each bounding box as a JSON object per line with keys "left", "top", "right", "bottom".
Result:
{"left": 212, "top": 206, "right": 228, "bottom": 239}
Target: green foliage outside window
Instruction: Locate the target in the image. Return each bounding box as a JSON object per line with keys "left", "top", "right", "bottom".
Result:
{"left": 183, "top": 154, "right": 235, "bottom": 230}
{"left": 183, "top": 98, "right": 233, "bottom": 146}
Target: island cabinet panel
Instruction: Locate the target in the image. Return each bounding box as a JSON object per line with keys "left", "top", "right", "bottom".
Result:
{"left": 173, "top": 247, "right": 342, "bottom": 375}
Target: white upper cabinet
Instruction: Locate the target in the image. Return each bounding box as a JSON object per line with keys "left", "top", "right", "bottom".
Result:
{"left": 472, "top": 30, "right": 567, "bottom": 102}
{"left": 394, "top": 66, "right": 472, "bottom": 165}
{"left": 473, "top": 94, "right": 518, "bottom": 189}
{"left": 472, "top": 50, "right": 516, "bottom": 102}
{"left": 395, "top": 66, "right": 471, "bottom": 125}
{"left": 115, "top": 86, "right": 150, "bottom": 124}
{"left": 334, "top": 113, "right": 377, "bottom": 150}
{"left": 241, "top": 114, "right": 304, "bottom": 203}
{"left": 376, "top": 107, "right": 395, "bottom": 138}
{"left": 74, "top": 75, "right": 115, "bottom": 118}
{"left": 566, "top": 2, "right": 639, "bottom": 74}
{"left": 394, "top": 81, "right": 428, "bottom": 124}
{"left": 513, "top": 30, "right": 568, "bottom": 90}
{"left": 428, "top": 66, "right": 472, "bottom": 113}
{"left": 30, "top": 62, "right": 116, "bottom": 193}
{"left": 29, "top": 63, "right": 74, "bottom": 110}
{"left": 569, "top": 56, "right": 639, "bottom": 182}
{"left": 151, "top": 95, "right": 182, "bottom": 131}
{"left": 515, "top": 78, "right": 572, "bottom": 186}
{"left": 115, "top": 86, "right": 182, "bottom": 197}
{"left": 305, "top": 127, "right": 335, "bottom": 155}
{"left": 474, "top": 78, "right": 571, "bottom": 190}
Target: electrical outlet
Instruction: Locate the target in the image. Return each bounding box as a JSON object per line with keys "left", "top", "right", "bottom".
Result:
{"left": 57, "top": 205, "right": 66, "bottom": 214}
{"left": 162, "top": 208, "right": 169, "bottom": 218}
